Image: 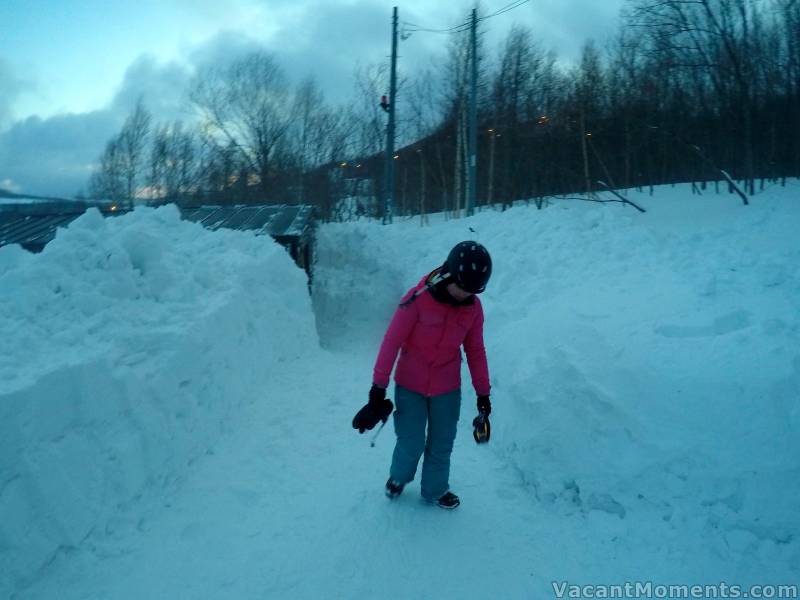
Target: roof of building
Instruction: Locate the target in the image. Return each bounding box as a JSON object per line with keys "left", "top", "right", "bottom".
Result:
{"left": 179, "top": 204, "right": 315, "bottom": 239}
{"left": 0, "top": 203, "right": 315, "bottom": 250}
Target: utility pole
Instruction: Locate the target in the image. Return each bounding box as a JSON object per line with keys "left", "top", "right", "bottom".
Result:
{"left": 487, "top": 128, "right": 496, "bottom": 206}
{"left": 383, "top": 7, "right": 399, "bottom": 224}
{"left": 466, "top": 7, "right": 478, "bottom": 216}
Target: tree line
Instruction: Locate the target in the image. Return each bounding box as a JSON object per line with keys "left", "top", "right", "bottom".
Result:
{"left": 87, "top": 0, "right": 800, "bottom": 220}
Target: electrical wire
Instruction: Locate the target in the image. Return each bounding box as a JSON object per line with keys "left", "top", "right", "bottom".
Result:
{"left": 401, "top": 20, "right": 471, "bottom": 34}
{"left": 401, "top": 0, "right": 531, "bottom": 36}
{"left": 479, "top": 0, "right": 531, "bottom": 21}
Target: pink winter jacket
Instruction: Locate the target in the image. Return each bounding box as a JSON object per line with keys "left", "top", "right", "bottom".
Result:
{"left": 372, "top": 274, "right": 491, "bottom": 398}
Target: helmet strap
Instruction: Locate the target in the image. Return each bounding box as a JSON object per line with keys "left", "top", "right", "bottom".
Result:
{"left": 399, "top": 268, "right": 455, "bottom": 308}
{"left": 429, "top": 270, "right": 450, "bottom": 287}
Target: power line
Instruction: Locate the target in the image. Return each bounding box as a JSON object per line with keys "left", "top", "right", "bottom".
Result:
{"left": 401, "top": 20, "right": 471, "bottom": 35}
{"left": 479, "top": 0, "right": 531, "bottom": 21}
{"left": 401, "top": 0, "right": 531, "bottom": 36}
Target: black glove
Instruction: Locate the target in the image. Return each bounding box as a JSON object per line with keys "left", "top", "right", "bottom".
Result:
{"left": 477, "top": 395, "right": 491, "bottom": 416}
{"left": 352, "top": 385, "right": 394, "bottom": 434}
{"left": 369, "top": 384, "right": 386, "bottom": 405}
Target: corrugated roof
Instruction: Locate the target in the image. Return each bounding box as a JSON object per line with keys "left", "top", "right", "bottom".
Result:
{"left": 178, "top": 204, "right": 314, "bottom": 238}
{"left": 0, "top": 203, "right": 315, "bottom": 250}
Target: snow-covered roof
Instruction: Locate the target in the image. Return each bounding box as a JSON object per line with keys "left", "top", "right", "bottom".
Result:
{"left": 179, "top": 204, "right": 315, "bottom": 239}
{"left": 0, "top": 203, "right": 315, "bottom": 251}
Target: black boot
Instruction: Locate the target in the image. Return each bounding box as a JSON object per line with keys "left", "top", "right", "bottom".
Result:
{"left": 436, "top": 491, "right": 460, "bottom": 509}
{"left": 385, "top": 478, "right": 404, "bottom": 499}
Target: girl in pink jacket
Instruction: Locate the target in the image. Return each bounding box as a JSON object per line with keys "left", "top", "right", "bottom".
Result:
{"left": 352, "top": 241, "right": 492, "bottom": 509}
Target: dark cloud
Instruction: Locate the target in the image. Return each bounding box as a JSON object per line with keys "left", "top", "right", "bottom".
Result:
{"left": 266, "top": 1, "right": 446, "bottom": 105}
{"left": 0, "top": 110, "right": 120, "bottom": 197}
{"left": 0, "top": 55, "right": 194, "bottom": 197}
{"left": 111, "top": 55, "right": 192, "bottom": 122}
{"left": 524, "top": 0, "right": 623, "bottom": 61}
{"left": 270, "top": 2, "right": 389, "bottom": 103}
{"left": 186, "top": 30, "right": 266, "bottom": 72}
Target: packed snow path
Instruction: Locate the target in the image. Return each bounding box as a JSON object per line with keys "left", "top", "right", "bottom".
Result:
{"left": 20, "top": 347, "right": 562, "bottom": 599}
{"left": 19, "top": 342, "right": 798, "bottom": 599}
{"left": 21, "top": 342, "right": 790, "bottom": 600}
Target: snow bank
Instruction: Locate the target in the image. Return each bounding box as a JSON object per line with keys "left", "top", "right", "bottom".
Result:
{"left": 0, "top": 206, "right": 317, "bottom": 591}
{"left": 313, "top": 183, "right": 800, "bottom": 575}
{"left": 0, "top": 197, "right": 53, "bottom": 205}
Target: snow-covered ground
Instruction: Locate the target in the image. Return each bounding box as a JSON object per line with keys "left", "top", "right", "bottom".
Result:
{"left": 0, "top": 197, "right": 61, "bottom": 205}
{"left": 1, "top": 183, "right": 798, "bottom": 599}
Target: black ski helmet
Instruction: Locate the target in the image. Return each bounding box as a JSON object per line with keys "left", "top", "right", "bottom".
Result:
{"left": 444, "top": 241, "right": 492, "bottom": 294}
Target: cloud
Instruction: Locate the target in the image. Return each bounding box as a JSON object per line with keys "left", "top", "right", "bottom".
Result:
{"left": 263, "top": 1, "right": 445, "bottom": 105}
{"left": 269, "top": 2, "right": 388, "bottom": 103}
{"left": 1, "top": 178, "right": 21, "bottom": 193}
{"left": 0, "top": 53, "right": 199, "bottom": 197}
{"left": 111, "top": 55, "right": 192, "bottom": 121}
{"left": 0, "top": 111, "right": 120, "bottom": 197}
{"left": 186, "top": 30, "right": 267, "bottom": 73}
{"left": 0, "top": 58, "right": 34, "bottom": 131}
{"left": 523, "top": 0, "right": 623, "bottom": 62}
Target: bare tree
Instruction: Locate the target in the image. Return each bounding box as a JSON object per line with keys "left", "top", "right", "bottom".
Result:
{"left": 88, "top": 136, "right": 125, "bottom": 201}
{"left": 574, "top": 41, "right": 605, "bottom": 196}
{"left": 350, "top": 62, "right": 390, "bottom": 160}
{"left": 189, "top": 51, "right": 294, "bottom": 200}
{"left": 627, "top": 0, "right": 771, "bottom": 195}
{"left": 291, "top": 77, "right": 349, "bottom": 204}
{"left": 201, "top": 138, "right": 243, "bottom": 200}
{"left": 778, "top": 0, "right": 800, "bottom": 176}
{"left": 406, "top": 70, "right": 444, "bottom": 224}
{"left": 148, "top": 121, "right": 198, "bottom": 201}
{"left": 343, "top": 62, "right": 391, "bottom": 217}
{"left": 491, "top": 26, "right": 545, "bottom": 205}
{"left": 118, "top": 99, "right": 152, "bottom": 202}
{"left": 87, "top": 100, "right": 151, "bottom": 204}
{"left": 441, "top": 30, "right": 472, "bottom": 216}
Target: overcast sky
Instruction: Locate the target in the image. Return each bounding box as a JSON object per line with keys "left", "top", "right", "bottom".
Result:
{"left": 0, "top": 0, "right": 624, "bottom": 198}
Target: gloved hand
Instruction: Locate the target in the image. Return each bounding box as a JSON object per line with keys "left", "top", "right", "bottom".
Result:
{"left": 352, "top": 385, "right": 394, "bottom": 434}
{"left": 477, "top": 395, "right": 491, "bottom": 416}
{"left": 473, "top": 412, "right": 491, "bottom": 444}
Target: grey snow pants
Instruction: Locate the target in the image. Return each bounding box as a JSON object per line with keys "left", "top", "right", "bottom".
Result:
{"left": 389, "top": 384, "right": 461, "bottom": 501}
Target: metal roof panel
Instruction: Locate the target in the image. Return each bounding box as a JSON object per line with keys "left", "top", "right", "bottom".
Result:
{"left": 0, "top": 203, "right": 315, "bottom": 250}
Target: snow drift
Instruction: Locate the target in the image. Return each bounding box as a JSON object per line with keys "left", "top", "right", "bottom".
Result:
{"left": 0, "top": 206, "right": 317, "bottom": 591}
{"left": 313, "top": 183, "right": 800, "bottom": 578}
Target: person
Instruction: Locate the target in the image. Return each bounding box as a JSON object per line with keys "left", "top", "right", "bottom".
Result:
{"left": 352, "top": 241, "right": 493, "bottom": 509}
